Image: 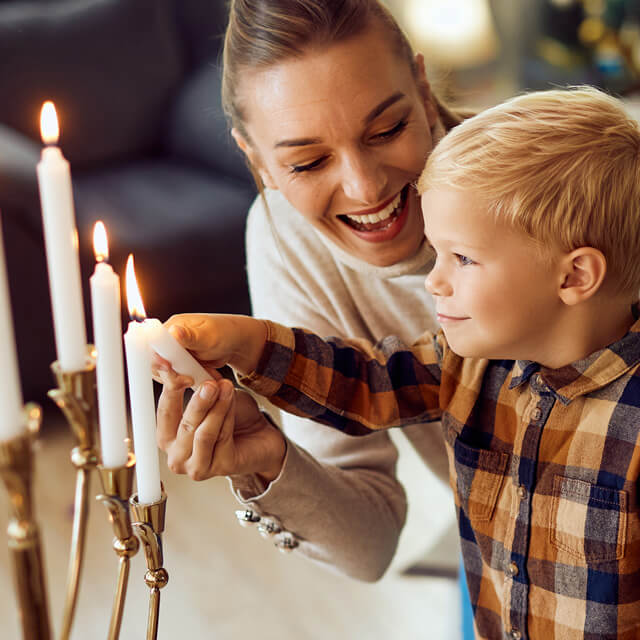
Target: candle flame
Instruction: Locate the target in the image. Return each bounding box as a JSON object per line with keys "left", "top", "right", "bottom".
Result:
{"left": 93, "top": 221, "right": 109, "bottom": 263}
{"left": 125, "top": 254, "right": 147, "bottom": 321}
{"left": 40, "top": 101, "right": 59, "bottom": 145}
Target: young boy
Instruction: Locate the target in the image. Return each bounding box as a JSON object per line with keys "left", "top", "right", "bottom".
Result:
{"left": 164, "top": 87, "right": 640, "bottom": 639}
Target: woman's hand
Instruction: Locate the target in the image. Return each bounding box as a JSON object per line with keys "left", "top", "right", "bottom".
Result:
{"left": 153, "top": 356, "right": 286, "bottom": 483}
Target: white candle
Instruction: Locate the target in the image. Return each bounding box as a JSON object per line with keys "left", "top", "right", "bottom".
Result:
{"left": 124, "top": 320, "right": 162, "bottom": 504}
{"left": 146, "top": 320, "right": 213, "bottom": 389}
{"left": 124, "top": 254, "right": 161, "bottom": 504}
{"left": 90, "top": 222, "right": 129, "bottom": 468}
{"left": 0, "top": 218, "right": 25, "bottom": 441}
{"left": 36, "top": 101, "right": 87, "bottom": 371}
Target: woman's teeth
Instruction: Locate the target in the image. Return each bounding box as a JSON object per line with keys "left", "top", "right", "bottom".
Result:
{"left": 343, "top": 192, "right": 402, "bottom": 231}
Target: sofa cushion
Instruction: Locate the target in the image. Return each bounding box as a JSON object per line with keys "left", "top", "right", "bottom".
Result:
{"left": 163, "top": 64, "right": 252, "bottom": 184}
{"left": 0, "top": 0, "right": 185, "bottom": 168}
{"left": 73, "top": 159, "right": 256, "bottom": 319}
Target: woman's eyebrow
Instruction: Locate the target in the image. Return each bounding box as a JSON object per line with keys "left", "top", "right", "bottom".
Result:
{"left": 274, "top": 136, "right": 321, "bottom": 149}
{"left": 273, "top": 92, "right": 407, "bottom": 149}
{"left": 363, "top": 91, "right": 406, "bottom": 125}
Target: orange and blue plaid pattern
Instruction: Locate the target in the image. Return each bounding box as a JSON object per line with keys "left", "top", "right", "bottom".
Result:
{"left": 242, "top": 312, "right": 640, "bottom": 639}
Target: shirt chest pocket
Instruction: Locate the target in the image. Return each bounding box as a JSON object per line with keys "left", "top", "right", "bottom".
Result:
{"left": 453, "top": 437, "right": 509, "bottom": 522}
{"left": 550, "top": 475, "right": 627, "bottom": 563}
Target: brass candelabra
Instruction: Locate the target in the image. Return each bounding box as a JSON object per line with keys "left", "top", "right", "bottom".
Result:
{"left": 0, "top": 348, "right": 168, "bottom": 640}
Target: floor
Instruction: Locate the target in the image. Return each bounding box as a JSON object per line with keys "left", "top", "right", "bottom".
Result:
{"left": 0, "top": 410, "right": 461, "bottom": 640}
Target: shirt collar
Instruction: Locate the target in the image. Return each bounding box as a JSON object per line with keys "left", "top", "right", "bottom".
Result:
{"left": 509, "top": 304, "right": 640, "bottom": 404}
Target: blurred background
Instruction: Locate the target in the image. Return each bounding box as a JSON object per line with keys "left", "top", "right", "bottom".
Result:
{"left": 388, "top": 0, "right": 640, "bottom": 110}
{"left": 1, "top": 1, "right": 639, "bottom": 639}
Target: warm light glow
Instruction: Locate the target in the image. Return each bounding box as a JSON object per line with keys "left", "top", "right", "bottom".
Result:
{"left": 125, "top": 254, "right": 147, "bottom": 320}
{"left": 93, "top": 221, "right": 109, "bottom": 263}
{"left": 404, "top": 0, "right": 498, "bottom": 68}
{"left": 40, "top": 101, "right": 60, "bottom": 145}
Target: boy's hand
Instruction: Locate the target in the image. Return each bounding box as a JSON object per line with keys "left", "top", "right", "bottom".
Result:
{"left": 154, "top": 360, "right": 286, "bottom": 482}
{"left": 164, "top": 313, "right": 268, "bottom": 375}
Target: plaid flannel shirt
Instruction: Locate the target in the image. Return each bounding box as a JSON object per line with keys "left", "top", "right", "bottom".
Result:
{"left": 241, "top": 311, "right": 640, "bottom": 640}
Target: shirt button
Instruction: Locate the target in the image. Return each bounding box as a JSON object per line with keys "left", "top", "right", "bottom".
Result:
{"left": 257, "top": 516, "right": 282, "bottom": 538}
{"left": 235, "top": 509, "right": 260, "bottom": 526}
{"left": 509, "top": 630, "right": 522, "bottom": 640}
{"left": 275, "top": 532, "right": 299, "bottom": 553}
{"left": 517, "top": 485, "right": 527, "bottom": 500}
{"left": 531, "top": 407, "right": 542, "bottom": 421}
{"left": 506, "top": 562, "right": 519, "bottom": 578}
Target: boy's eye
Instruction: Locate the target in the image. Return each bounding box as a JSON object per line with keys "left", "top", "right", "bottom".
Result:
{"left": 455, "top": 253, "right": 475, "bottom": 266}
{"left": 290, "top": 156, "right": 328, "bottom": 173}
{"left": 371, "top": 119, "right": 408, "bottom": 142}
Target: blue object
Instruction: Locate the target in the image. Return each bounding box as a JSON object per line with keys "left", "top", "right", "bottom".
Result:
{"left": 459, "top": 558, "right": 474, "bottom": 639}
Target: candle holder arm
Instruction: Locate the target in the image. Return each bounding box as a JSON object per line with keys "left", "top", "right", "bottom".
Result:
{"left": 0, "top": 404, "right": 52, "bottom": 640}
{"left": 96, "top": 455, "right": 139, "bottom": 640}
{"left": 130, "top": 491, "right": 168, "bottom": 640}
{"left": 48, "top": 354, "right": 99, "bottom": 640}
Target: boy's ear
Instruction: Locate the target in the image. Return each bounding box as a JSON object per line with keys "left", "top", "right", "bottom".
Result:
{"left": 230, "top": 128, "right": 278, "bottom": 190}
{"left": 414, "top": 53, "right": 439, "bottom": 129}
{"left": 557, "top": 247, "right": 607, "bottom": 305}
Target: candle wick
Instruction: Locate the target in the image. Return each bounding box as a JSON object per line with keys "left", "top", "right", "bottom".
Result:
{"left": 131, "top": 312, "right": 145, "bottom": 323}
{"left": 96, "top": 254, "right": 109, "bottom": 265}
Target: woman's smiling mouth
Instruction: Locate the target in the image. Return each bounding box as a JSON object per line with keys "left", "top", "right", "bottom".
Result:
{"left": 338, "top": 186, "right": 410, "bottom": 241}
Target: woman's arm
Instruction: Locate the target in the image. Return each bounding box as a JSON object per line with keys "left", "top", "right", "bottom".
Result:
{"left": 229, "top": 193, "right": 411, "bottom": 580}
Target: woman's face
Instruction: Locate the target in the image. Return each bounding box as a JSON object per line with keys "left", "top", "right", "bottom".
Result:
{"left": 234, "top": 23, "right": 440, "bottom": 266}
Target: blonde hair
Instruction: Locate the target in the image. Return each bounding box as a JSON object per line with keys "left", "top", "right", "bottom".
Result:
{"left": 418, "top": 86, "right": 640, "bottom": 295}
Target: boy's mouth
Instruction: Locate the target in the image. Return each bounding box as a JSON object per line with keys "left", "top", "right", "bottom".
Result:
{"left": 338, "top": 186, "right": 408, "bottom": 233}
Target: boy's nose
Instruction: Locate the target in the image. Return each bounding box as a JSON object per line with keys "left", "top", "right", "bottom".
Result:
{"left": 424, "top": 267, "right": 453, "bottom": 297}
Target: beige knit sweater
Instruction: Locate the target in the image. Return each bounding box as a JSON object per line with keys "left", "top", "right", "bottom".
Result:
{"left": 231, "top": 189, "right": 451, "bottom": 581}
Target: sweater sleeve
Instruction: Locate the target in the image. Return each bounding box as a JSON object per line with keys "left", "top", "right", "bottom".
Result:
{"left": 229, "top": 193, "right": 414, "bottom": 581}
{"left": 241, "top": 322, "right": 444, "bottom": 434}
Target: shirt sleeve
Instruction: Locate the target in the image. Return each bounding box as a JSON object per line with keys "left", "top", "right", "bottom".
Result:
{"left": 240, "top": 321, "right": 445, "bottom": 435}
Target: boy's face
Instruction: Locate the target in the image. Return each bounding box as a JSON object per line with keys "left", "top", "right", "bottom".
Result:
{"left": 421, "top": 187, "right": 564, "bottom": 361}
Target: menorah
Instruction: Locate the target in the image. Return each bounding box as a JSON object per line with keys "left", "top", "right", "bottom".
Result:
{"left": 0, "top": 355, "right": 168, "bottom": 640}
{"left": 0, "top": 101, "right": 181, "bottom": 640}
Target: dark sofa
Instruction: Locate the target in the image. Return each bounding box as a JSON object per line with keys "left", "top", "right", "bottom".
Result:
{"left": 0, "top": 0, "right": 256, "bottom": 403}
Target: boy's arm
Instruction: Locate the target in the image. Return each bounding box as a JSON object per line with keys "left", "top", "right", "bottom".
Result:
{"left": 164, "top": 313, "right": 443, "bottom": 434}
{"left": 240, "top": 321, "right": 444, "bottom": 435}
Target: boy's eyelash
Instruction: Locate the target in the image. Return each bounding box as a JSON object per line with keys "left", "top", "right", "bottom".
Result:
{"left": 289, "top": 119, "right": 409, "bottom": 174}
{"left": 455, "top": 254, "right": 475, "bottom": 266}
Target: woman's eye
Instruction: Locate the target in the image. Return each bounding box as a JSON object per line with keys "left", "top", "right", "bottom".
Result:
{"left": 455, "top": 254, "right": 475, "bottom": 266}
{"left": 289, "top": 157, "right": 327, "bottom": 173}
{"left": 372, "top": 119, "right": 408, "bottom": 141}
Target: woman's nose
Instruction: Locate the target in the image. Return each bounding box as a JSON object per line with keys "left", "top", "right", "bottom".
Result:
{"left": 340, "top": 152, "right": 388, "bottom": 205}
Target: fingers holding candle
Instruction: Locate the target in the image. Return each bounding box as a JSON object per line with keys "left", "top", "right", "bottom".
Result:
{"left": 163, "top": 313, "right": 269, "bottom": 375}
{"left": 156, "top": 375, "right": 287, "bottom": 483}
{"left": 151, "top": 352, "right": 195, "bottom": 389}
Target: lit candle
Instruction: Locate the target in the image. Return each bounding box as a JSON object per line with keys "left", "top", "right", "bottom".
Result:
{"left": 36, "top": 101, "right": 87, "bottom": 371}
{"left": 0, "top": 217, "right": 25, "bottom": 440}
{"left": 123, "top": 255, "right": 162, "bottom": 504}
{"left": 90, "top": 222, "right": 129, "bottom": 468}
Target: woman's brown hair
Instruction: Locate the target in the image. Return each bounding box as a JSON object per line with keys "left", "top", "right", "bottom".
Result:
{"left": 222, "top": 0, "right": 465, "bottom": 192}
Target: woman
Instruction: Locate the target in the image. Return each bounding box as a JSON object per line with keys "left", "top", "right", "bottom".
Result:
{"left": 156, "top": 0, "right": 464, "bottom": 584}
